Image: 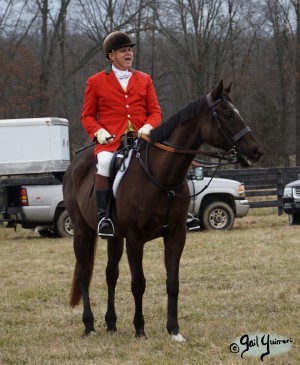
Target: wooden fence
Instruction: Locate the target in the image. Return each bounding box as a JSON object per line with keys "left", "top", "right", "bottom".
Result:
{"left": 205, "top": 167, "right": 300, "bottom": 215}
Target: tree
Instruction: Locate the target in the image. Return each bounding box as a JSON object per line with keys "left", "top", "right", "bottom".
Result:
{"left": 36, "top": 0, "right": 71, "bottom": 115}
{"left": 0, "top": 0, "right": 39, "bottom": 117}
{"left": 291, "top": 0, "right": 300, "bottom": 165}
{"left": 262, "top": 0, "right": 294, "bottom": 165}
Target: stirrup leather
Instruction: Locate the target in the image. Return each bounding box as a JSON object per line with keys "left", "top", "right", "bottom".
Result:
{"left": 97, "top": 217, "right": 115, "bottom": 237}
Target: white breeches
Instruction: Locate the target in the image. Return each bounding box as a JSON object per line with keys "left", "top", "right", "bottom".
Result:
{"left": 96, "top": 151, "right": 114, "bottom": 177}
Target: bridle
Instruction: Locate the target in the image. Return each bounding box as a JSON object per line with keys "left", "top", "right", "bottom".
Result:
{"left": 206, "top": 92, "right": 251, "bottom": 164}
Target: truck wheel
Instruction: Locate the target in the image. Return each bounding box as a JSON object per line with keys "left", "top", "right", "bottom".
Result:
{"left": 288, "top": 213, "right": 300, "bottom": 225}
{"left": 55, "top": 209, "right": 74, "bottom": 238}
{"left": 202, "top": 201, "right": 234, "bottom": 230}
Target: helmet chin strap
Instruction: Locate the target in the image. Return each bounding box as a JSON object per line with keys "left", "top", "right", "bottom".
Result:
{"left": 111, "top": 52, "right": 128, "bottom": 71}
{"left": 114, "top": 61, "right": 127, "bottom": 71}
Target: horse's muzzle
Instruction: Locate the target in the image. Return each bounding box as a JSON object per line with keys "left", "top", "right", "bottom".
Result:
{"left": 239, "top": 146, "right": 264, "bottom": 167}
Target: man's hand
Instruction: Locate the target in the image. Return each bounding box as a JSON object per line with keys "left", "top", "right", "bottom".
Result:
{"left": 138, "top": 124, "right": 153, "bottom": 137}
{"left": 94, "top": 128, "right": 114, "bottom": 144}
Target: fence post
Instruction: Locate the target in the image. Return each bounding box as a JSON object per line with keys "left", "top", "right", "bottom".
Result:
{"left": 277, "top": 170, "right": 283, "bottom": 215}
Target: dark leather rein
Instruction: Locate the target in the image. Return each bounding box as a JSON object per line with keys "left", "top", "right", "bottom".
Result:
{"left": 140, "top": 92, "right": 252, "bottom": 164}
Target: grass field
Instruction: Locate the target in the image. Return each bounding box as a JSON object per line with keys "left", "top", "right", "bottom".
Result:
{"left": 1, "top": 208, "right": 300, "bottom": 365}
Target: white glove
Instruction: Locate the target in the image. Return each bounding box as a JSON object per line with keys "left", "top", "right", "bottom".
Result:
{"left": 138, "top": 124, "right": 153, "bottom": 137}
{"left": 94, "top": 128, "right": 113, "bottom": 144}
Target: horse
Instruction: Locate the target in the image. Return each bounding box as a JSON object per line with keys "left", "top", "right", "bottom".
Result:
{"left": 63, "top": 80, "right": 263, "bottom": 342}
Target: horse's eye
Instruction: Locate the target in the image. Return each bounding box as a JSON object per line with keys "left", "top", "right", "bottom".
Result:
{"left": 224, "top": 111, "right": 233, "bottom": 119}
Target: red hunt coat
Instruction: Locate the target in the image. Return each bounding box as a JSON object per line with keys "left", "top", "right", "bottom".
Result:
{"left": 81, "top": 65, "right": 162, "bottom": 155}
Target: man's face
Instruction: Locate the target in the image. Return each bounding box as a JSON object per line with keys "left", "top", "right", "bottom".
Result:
{"left": 109, "top": 47, "right": 133, "bottom": 70}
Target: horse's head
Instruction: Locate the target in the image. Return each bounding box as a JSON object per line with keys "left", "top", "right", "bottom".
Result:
{"left": 204, "top": 80, "right": 263, "bottom": 167}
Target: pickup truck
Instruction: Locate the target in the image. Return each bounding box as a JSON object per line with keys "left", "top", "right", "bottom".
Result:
{"left": 0, "top": 117, "right": 71, "bottom": 237}
{"left": 187, "top": 168, "right": 249, "bottom": 230}
{"left": 282, "top": 179, "right": 300, "bottom": 225}
{"left": 0, "top": 168, "right": 249, "bottom": 237}
{"left": 0, "top": 174, "right": 72, "bottom": 238}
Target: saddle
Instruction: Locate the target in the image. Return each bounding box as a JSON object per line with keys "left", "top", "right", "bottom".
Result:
{"left": 109, "top": 131, "right": 137, "bottom": 183}
{"left": 105, "top": 132, "right": 138, "bottom": 218}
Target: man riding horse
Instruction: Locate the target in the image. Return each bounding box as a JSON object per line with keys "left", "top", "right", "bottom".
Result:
{"left": 81, "top": 31, "right": 162, "bottom": 238}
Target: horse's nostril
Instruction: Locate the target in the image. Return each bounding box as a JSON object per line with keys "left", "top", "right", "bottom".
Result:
{"left": 252, "top": 147, "right": 264, "bottom": 158}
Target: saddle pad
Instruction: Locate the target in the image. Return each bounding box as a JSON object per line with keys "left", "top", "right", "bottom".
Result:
{"left": 112, "top": 149, "right": 133, "bottom": 197}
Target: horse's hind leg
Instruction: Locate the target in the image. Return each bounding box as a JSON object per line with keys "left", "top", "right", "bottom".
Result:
{"left": 164, "top": 229, "right": 186, "bottom": 342}
{"left": 105, "top": 237, "right": 124, "bottom": 332}
{"left": 70, "top": 224, "right": 97, "bottom": 336}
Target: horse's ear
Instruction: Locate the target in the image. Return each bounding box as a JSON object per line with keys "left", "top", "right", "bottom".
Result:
{"left": 224, "top": 82, "right": 233, "bottom": 94}
{"left": 211, "top": 80, "right": 224, "bottom": 101}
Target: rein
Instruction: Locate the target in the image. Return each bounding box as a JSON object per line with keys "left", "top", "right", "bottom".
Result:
{"left": 140, "top": 133, "right": 234, "bottom": 161}
{"left": 136, "top": 139, "right": 224, "bottom": 199}
{"left": 135, "top": 134, "right": 224, "bottom": 235}
{"left": 140, "top": 92, "right": 252, "bottom": 164}
{"left": 136, "top": 141, "right": 186, "bottom": 193}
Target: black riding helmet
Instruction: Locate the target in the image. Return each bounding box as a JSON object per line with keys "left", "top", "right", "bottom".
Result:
{"left": 103, "top": 31, "right": 135, "bottom": 60}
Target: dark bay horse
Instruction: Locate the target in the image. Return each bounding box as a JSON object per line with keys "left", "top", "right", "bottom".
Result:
{"left": 63, "top": 80, "right": 263, "bottom": 342}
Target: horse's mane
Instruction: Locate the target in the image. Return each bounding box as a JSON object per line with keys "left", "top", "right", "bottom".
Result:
{"left": 150, "top": 96, "right": 206, "bottom": 143}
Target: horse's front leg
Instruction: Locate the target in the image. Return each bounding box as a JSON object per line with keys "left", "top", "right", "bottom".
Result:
{"left": 126, "top": 236, "right": 146, "bottom": 338}
{"left": 70, "top": 227, "right": 97, "bottom": 336}
{"left": 105, "top": 237, "right": 124, "bottom": 332}
{"left": 164, "top": 227, "right": 186, "bottom": 342}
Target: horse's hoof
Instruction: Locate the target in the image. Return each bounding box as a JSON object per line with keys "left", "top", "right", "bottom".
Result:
{"left": 107, "top": 327, "right": 117, "bottom": 334}
{"left": 171, "top": 333, "right": 186, "bottom": 343}
{"left": 135, "top": 329, "right": 147, "bottom": 339}
{"left": 82, "top": 330, "right": 96, "bottom": 338}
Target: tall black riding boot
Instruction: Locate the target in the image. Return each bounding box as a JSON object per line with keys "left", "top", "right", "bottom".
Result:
{"left": 96, "top": 190, "right": 114, "bottom": 238}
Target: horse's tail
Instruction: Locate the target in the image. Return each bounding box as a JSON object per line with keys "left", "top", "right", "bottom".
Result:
{"left": 69, "top": 233, "right": 97, "bottom": 307}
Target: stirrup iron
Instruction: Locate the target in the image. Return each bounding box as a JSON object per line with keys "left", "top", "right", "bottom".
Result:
{"left": 97, "top": 217, "right": 115, "bottom": 238}
{"left": 186, "top": 213, "right": 200, "bottom": 231}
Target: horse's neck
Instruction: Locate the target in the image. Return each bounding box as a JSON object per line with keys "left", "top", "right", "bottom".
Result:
{"left": 173, "top": 112, "right": 207, "bottom": 146}
{"left": 147, "top": 150, "right": 193, "bottom": 188}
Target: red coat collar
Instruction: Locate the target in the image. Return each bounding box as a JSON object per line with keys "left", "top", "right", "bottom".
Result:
{"left": 105, "top": 64, "right": 137, "bottom": 92}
